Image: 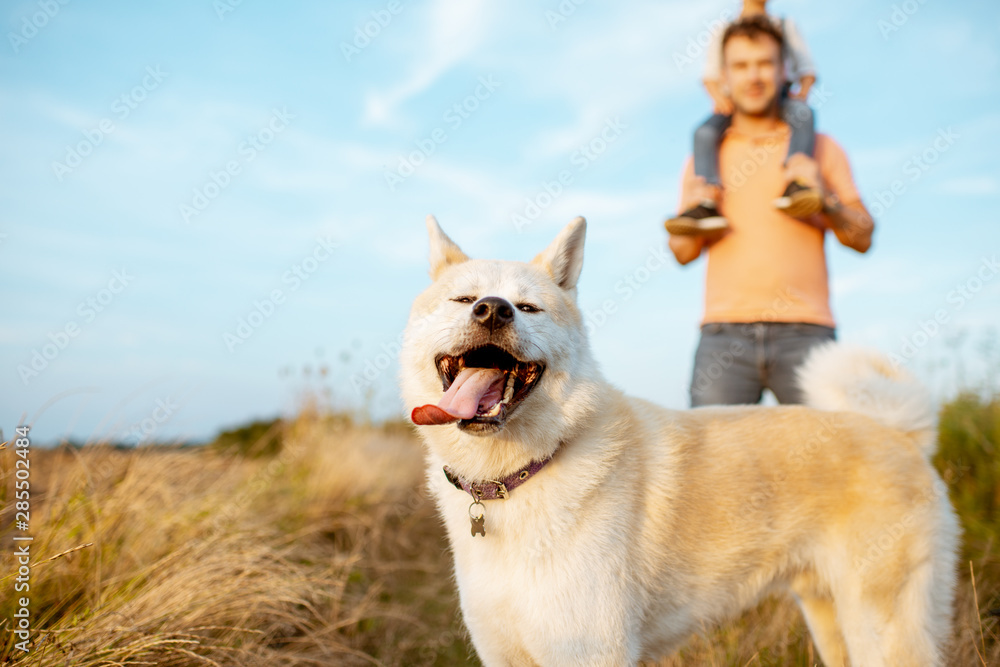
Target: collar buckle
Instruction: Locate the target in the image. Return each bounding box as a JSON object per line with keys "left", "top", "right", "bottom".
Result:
{"left": 490, "top": 480, "right": 509, "bottom": 500}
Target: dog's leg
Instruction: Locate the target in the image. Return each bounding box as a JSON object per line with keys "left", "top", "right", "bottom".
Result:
{"left": 527, "top": 597, "right": 640, "bottom": 667}
{"left": 466, "top": 626, "right": 537, "bottom": 667}
{"left": 826, "top": 593, "right": 887, "bottom": 667}
{"left": 868, "top": 556, "right": 956, "bottom": 667}
{"left": 835, "top": 543, "right": 957, "bottom": 664}
{"left": 463, "top": 609, "right": 536, "bottom": 667}
{"left": 535, "top": 641, "right": 636, "bottom": 667}
{"left": 836, "top": 490, "right": 959, "bottom": 667}
{"left": 790, "top": 571, "right": 849, "bottom": 667}
{"left": 792, "top": 593, "right": 849, "bottom": 667}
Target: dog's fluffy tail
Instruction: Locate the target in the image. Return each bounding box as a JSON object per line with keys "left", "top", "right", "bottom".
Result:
{"left": 797, "top": 342, "right": 937, "bottom": 457}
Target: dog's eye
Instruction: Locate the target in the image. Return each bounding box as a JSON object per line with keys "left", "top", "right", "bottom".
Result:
{"left": 451, "top": 296, "right": 476, "bottom": 304}
{"left": 516, "top": 303, "right": 542, "bottom": 313}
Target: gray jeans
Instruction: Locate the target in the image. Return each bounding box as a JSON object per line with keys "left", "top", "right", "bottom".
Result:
{"left": 690, "top": 322, "right": 836, "bottom": 407}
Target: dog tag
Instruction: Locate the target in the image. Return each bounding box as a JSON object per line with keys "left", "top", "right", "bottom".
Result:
{"left": 469, "top": 500, "right": 486, "bottom": 537}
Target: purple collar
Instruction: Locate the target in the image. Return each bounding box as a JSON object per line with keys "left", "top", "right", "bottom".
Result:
{"left": 443, "top": 455, "right": 554, "bottom": 501}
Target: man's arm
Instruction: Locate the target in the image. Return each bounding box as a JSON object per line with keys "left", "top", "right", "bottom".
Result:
{"left": 784, "top": 152, "right": 874, "bottom": 253}
{"left": 821, "top": 198, "right": 874, "bottom": 253}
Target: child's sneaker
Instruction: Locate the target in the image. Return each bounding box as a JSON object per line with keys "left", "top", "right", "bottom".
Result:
{"left": 664, "top": 201, "right": 729, "bottom": 236}
{"left": 774, "top": 181, "right": 823, "bottom": 218}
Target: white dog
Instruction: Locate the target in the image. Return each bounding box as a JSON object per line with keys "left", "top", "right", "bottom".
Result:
{"left": 399, "top": 216, "right": 959, "bottom": 666}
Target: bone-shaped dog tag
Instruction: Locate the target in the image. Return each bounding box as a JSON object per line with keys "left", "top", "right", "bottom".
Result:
{"left": 469, "top": 500, "right": 486, "bottom": 537}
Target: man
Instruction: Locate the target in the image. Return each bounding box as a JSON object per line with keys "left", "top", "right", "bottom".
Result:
{"left": 667, "top": 15, "right": 874, "bottom": 406}
{"left": 667, "top": 0, "right": 820, "bottom": 235}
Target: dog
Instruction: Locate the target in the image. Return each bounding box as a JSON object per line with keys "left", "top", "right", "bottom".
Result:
{"left": 399, "top": 216, "right": 959, "bottom": 666}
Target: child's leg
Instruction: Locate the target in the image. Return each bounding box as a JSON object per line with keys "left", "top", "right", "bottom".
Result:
{"left": 693, "top": 113, "right": 731, "bottom": 187}
{"left": 773, "top": 97, "right": 824, "bottom": 217}
{"left": 782, "top": 99, "right": 815, "bottom": 161}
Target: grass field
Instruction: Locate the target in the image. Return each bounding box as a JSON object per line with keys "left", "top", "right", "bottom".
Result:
{"left": 1, "top": 392, "right": 998, "bottom": 666}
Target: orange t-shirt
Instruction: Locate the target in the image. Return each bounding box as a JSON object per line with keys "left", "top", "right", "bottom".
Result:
{"left": 680, "top": 127, "right": 861, "bottom": 327}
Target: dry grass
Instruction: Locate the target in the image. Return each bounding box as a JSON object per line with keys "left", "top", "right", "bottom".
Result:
{"left": 1, "top": 402, "right": 997, "bottom": 666}
{"left": 0, "top": 418, "right": 470, "bottom": 666}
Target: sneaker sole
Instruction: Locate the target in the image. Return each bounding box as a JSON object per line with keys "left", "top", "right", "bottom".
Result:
{"left": 774, "top": 190, "right": 824, "bottom": 218}
{"left": 664, "top": 216, "right": 729, "bottom": 235}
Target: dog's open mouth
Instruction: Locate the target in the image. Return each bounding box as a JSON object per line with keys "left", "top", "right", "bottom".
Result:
{"left": 411, "top": 345, "right": 544, "bottom": 431}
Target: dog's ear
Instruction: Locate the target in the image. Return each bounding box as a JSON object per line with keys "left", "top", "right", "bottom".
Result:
{"left": 426, "top": 215, "right": 469, "bottom": 280}
{"left": 533, "top": 216, "right": 586, "bottom": 290}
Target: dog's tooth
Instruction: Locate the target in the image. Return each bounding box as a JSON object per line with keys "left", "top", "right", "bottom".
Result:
{"left": 503, "top": 372, "right": 515, "bottom": 403}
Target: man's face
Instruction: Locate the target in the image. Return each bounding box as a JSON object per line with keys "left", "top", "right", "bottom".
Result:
{"left": 722, "top": 34, "right": 784, "bottom": 117}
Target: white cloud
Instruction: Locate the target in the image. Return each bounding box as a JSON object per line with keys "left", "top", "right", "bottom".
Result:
{"left": 362, "top": 0, "right": 497, "bottom": 127}
{"left": 506, "top": 1, "right": 720, "bottom": 159}
{"left": 361, "top": 0, "right": 739, "bottom": 156}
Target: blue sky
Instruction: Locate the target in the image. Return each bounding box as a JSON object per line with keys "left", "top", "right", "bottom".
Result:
{"left": 2, "top": 0, "right": 998, "bottom": 445}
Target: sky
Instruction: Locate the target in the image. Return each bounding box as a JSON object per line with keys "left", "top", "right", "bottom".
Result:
{"left": 2, "top": 0, "right": 999, "bottom": 446}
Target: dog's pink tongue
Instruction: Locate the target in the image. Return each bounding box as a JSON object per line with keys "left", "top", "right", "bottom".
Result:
{"left": 410, "top": 367, "right": 505, "bottom": 426}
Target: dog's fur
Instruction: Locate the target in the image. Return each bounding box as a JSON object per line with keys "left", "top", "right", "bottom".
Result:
{"left": 399, "top": 216, "right": 960, "bottom": 666}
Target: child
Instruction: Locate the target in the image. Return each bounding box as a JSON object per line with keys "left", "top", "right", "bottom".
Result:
{"left": 666, "top": 0, "right": 820, "bottom": 235}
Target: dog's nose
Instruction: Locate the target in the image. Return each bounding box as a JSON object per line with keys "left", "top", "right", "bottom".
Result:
{"left": 472, "top": 296, "right": 514, "bottom": 331}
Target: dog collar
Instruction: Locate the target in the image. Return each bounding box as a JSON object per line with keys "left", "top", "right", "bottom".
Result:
{"left": 443, "top": 447, "right": 560, "bottom": 537}
{"left": 443, "top": 456, "right": 552, "bottom": 501}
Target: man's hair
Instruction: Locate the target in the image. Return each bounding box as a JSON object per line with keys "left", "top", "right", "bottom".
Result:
{"left": 721, "top": 14, "right": 786, "bottom": 62}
